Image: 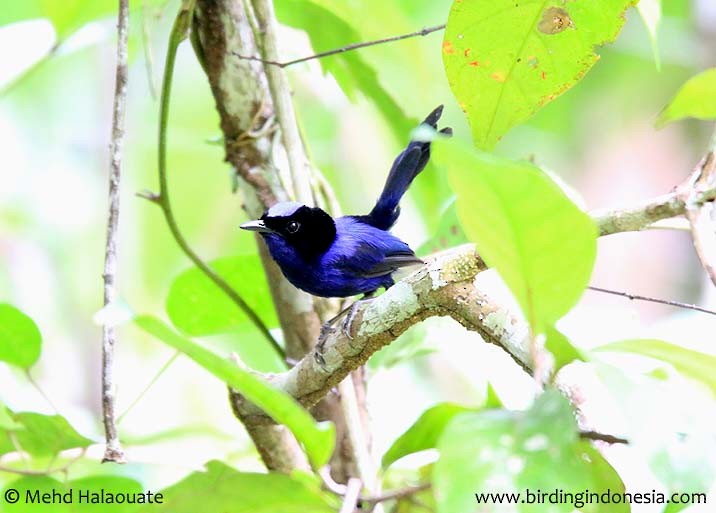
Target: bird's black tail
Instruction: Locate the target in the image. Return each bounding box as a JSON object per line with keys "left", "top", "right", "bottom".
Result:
{"left": 365, "top": 105, "right": 452, "bottom": 230}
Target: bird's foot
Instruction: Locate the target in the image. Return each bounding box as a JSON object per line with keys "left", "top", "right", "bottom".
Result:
{"left": 340, "top": 301, "right": 361, "bottom": 341}
{"left": 314, "top": 323, "right": 336, "bottom": 369}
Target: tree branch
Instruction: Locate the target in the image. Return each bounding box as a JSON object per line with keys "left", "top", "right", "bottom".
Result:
{"left": 591, "top": 182, "right": 716, "bottom": 236}
{"left": 680, "top": 149, "right": 716, "bottom": 287}
{"left": 101, "top": 0, "right": 130, "bottom": 465}
{"left": 579, "top": 430, "right": 629, "bottom": 445}
{"left": 237, "top": 245, "right": 520, "bottom": 422}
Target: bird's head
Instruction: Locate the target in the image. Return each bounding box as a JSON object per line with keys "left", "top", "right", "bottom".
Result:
{"left": 240, "top": 201, "right": 337, "bottom": 260}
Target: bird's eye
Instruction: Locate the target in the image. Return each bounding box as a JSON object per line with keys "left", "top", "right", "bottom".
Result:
{"left": 286, "top": 220, "right": 300, "bottom": 234}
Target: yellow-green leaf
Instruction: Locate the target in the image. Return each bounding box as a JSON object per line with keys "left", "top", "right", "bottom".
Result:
{"left": 656, "top": 68, "right": 716, "bottom": 128}
{"left": 0, "top": 304, "right": 42, "bottom": 369}
{"left": 382, "top": 403, "right": 474, "bottom": 469}
{"left": 166, "top": 255, "right": 277, "bottom": 336}
{"left": 443, "top": 0, "right": 636, "bottom": 148}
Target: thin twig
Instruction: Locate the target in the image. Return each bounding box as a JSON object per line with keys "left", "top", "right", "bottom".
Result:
{"left": 360, "top": 483, "right": 432, "bottom": 505}
{"left": 233, "top": 24, "right": 446, "bottom": 68}
{"left": 116, "top": 350, "right": 180, "bottom": 424}
{"left": 587, "top": 286, "right": 716, "bottom": 316}
{"left": 579, "top": 430, "right": 629, "bottom": 445}
{"left": 141, "top": 0, "right": 159, "bottom": 100}
{"left": 25, "top": 370, "right": 59, "bottom": 413}
{"left": 101, "top": 0, "right": 130, "bottom": 465}
{"left": 148, "top": 1, "right": 284, "bottom": 359}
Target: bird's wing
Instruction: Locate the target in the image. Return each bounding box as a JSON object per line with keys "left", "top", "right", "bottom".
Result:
{"left": 342, "top": 243, "right": 424, "bottom": 279}
{"left": 358, "top": 251, "right": 425, "bottom": 278}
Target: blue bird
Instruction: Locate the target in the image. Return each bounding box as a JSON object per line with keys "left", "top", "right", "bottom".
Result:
{"left": 241, "top": 106, "right": 451, "bottom": 334}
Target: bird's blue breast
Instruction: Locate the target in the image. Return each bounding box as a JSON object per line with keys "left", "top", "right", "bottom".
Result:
{"left": 261, "top": 217, "right": 411, "bottom": 298}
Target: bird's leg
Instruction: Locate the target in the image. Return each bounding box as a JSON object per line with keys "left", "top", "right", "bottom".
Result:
{"left": 314, "top": 292, "right": 377, "bottom": 362}
{"left": 315, "top": 302, "right": 354, "bottom": 363}
{"left": 341, "top": 291, "right": 377, "bottom": 342}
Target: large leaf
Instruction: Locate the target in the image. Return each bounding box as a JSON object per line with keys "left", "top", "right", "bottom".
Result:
{"left": 435, "top": 139, "right": 597, "bottom": 333}
{"left": 0, "top": 303, "right": 42, "bottom": 369}
{"left": 136, "top": 460, "right": 337, "bottom": 513}
{"left": 595, "top": 339, "right": 716, "bottom": 395}
{"left": 166, "top": 255, "right": 277, "bottom": 336}
{"left": 434, "top": 390, "right": 627, "bottom": 513}
{"left": 3, "top": 475, "right": 143, "bottom": 513}
{"left": 382, "top": 403, "right": 474, "bottom": 469}
{"left": 443, "top": 0, "right": 636, "bottom": 148}
{"left": 656, "top": 68, "right": 716, "bottom": 128}
{"left": 135, "top": 316, "right": 334, "bottom": 469}
{"left": 0, "top": 412, "right": 94, "bottom": 458}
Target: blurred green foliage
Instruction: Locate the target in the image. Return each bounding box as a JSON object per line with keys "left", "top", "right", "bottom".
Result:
{"left": 434, "top": 391, "right": 628, "bottom": 513}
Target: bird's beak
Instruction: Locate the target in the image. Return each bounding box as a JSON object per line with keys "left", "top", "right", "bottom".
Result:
{"left": 240, "top": 219, "right": 274, "bottom": 233}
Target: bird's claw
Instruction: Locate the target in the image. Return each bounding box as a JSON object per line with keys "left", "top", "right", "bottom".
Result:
{"left": 313, "top": 349, "right": 327, "bottom": 369}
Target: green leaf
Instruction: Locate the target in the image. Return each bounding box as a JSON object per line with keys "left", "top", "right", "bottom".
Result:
{"left": 637, "top": 0, "right": 661, "bottom": 70}
{"left": 443, "top": 0, "right": 636, "bottom": 148}
{"left": 166, "top": 255, "right": 277, "bottom": 336}
{"left": 0, "top": 303, "right": 42, "bottom": 369}
{"left": 435, "top": 139, "right": 597, "bottom": 333}
{"left": 136, "top": 461, "right": 337, "bottom": 512}
{"left": 382, "top": 403, "right": 474, "bottom": 469}
{"left": 656, "top": 68, "right": 716, "bottom": 128}
{"left": 3, "top": 475, "right": 143, "bottom": 513}
{"left": 484, "top": 382, "right": 504, "bottom": 409}
{"left": 0, "top": 412, "right": 94, "bottom": 458}
{"left": 135, "top": 316, "right": 335, "bottom": 469}
{"left": 594, "top": 339, "right": 716, "bottom": 395}
{"left": 434, "top": 390, "right": 627, "bottom": 513}
{"left": 545, "top": 326, "right": 587, "bottom": 375}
